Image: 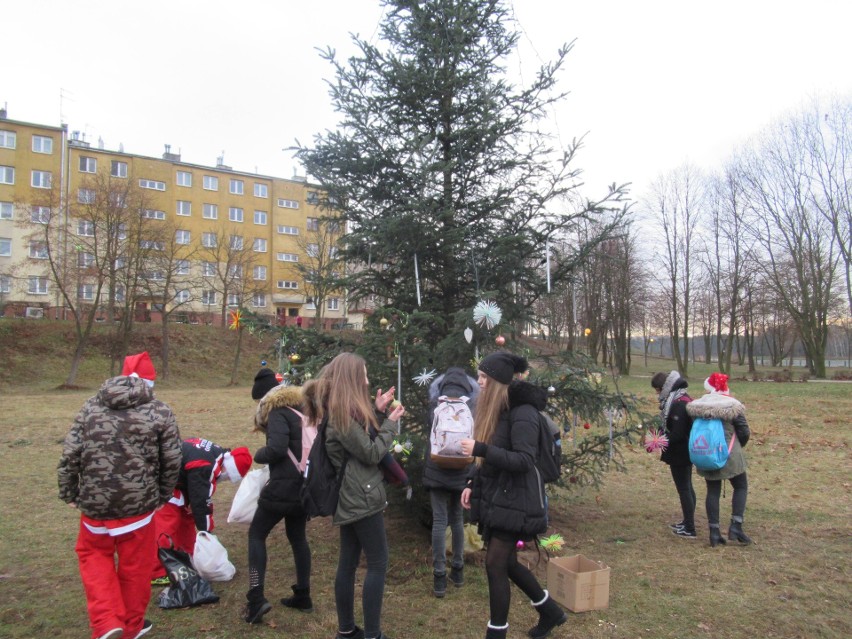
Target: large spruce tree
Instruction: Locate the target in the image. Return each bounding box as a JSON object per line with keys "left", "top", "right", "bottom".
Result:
{"left": 296, "top": 0, "right": 628, "bottom": 342}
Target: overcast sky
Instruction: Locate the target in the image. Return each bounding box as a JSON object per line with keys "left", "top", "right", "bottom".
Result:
{"left": 5, "top": 0, "right": 851, "bottom": 203}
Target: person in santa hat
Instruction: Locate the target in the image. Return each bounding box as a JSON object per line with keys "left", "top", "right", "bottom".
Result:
{"left": 58, "top": 351, "right": 182, "bottom": 639}
{"left": 685, "top": 372, "right": 753, "bottom": 547}
{"left": 151, "top": 439, "right": 253, "bottom": 584}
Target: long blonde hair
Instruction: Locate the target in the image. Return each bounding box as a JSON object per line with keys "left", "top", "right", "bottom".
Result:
{"left": 473, "top": 373, "right": 509, "bottom": 447}
{"left": 314, "top": 352, "right": 378, "bottom": 433}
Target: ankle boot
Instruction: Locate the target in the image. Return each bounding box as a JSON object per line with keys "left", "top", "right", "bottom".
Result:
{"left": 433, "top": 572, "right": 447, "bottom": 598}
{"left": 728, "top": 519, "right": 753, "bottom": 545}
{"left": 709, "top": 524, "right": 727, "bottom": 548}
{"left": 280, "top": 584, "right": 313, "bottom": 612}
{"left": 243, "top": 590, "right": 272, "bottom": 624}
{"left": 485, "top": 623, "right": 508, "bottom": 639}
{"left": 528, "top": 591, "right": 568, "bottom": 639}
{"left": 449, "top": 565, "right": 464, "bottom": 587}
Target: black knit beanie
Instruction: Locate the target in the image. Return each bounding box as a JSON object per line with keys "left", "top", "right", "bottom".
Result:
{"left": 478, "top": 351, "right": 528, "bottom": 385}
{"left": 252, "top": 367, "right": 279, "bottom": 400}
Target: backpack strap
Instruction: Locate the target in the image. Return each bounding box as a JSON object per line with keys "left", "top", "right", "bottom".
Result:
{"left": 285, "top": 406, "right": 307, "bottom": 472}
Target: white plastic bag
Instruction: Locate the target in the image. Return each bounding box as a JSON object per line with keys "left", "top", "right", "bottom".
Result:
{"left": 227, "top": 465, "right": 269, "bottom": 524}
{"left": 192, "top": 531, "right": 236, "bottom": 581}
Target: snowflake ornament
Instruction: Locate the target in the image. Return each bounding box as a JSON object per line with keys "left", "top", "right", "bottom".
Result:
{"left": 412, "top": 368, "right": 437, "bottom": 386}
{"left": 473, "top": 300, "right": 502, "bottom": 330}
{"left": 644, "top": 428, "right": 670, "bottom": 453}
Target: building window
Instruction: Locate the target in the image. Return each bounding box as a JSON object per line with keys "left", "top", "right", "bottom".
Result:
{"left": 306, "top": 191, "right": 319, "bottom": 205}
{"left": 176, "top": 171, "right": 192, "bottom": 187}
{"left": 78, "top": 188, "right": 96, "bottom": 204}
{"left": 175, "top": 230, "right": 191, "bottom": 245}
{"left": 201, "top": 290, "right": 216, "bottom": 305}
{"left": 277, "top": 280, "right": 298, "bottom": 289}
{"left": 202, "top": 203, "right": 217, "bottom": 219}
{"left": 277, "top": 198, "right": 299, "bottom": 209}
{"left": 139, "top": 178, "right": 166, "bottom": 191}
{"left": 78, "top": 220, "right": 95, "bottom": 236}
{"left": 0, "top": 166, "right": 14, "bottom": 185}
{"left": 176, "top": 259, "right": 190, "bottom": 275}
{"left": 229, "top": 235, "right": 243, "bottom": 250}
{"left": 78, "top": 252, "right": 95, "bottom": 267}
{"left": 30, "top": 240, "right": 47, "bottom": 260}
{"left": 277, "top": 225, "right": 299, "bottom": 235}
{"left": 254, "top": 183, "right": 268, "bottom": 198}
{"left": 0, "top": 130, "right": 16, "bottom": 149}
{"left": 31, "top": 206, "right": 50, "bottom": 224}
{"left": 78, "top": 284, "right": 95, "bottom": 300}
{"left": 28, "top": 276, "right": 48, "bottom": 294}
{"left": 0, "top": 275, "right": 10, "bottom": 293}
{"left": 142, "top": 209, "right": 166, "bottom": 220}
{"left": 306, "top": 217, "right": 320, "bottom": 231}
{"left": 79, "top": 156, "right": 96, "bottom": 173}
{"left": 305, "top": 297, "right": 316, "bottom": 310}
{"left": 140, "top": 239, "right": 165, "bottom": 250}
{"left": 253, "top": 265, "right": 267, "bottom": 280}
{"left": 146, "top": 270, "right": 165, "bottom": 282}
{"left": 253, "top": 293, "right": 267, "bottom": 307}
{"left": 0, "top": 238, "right": 11, "bottom": 257}
{"left": 176, "top": 289, "right": 191, "bottom": 303}
{"left": 202, "top": 261, "right": 217, "bottom": 276}
{"left": 203, "top": 175, "right": 219, "bottom": 191}
{"left": 114, "top": 285, "right": 125, "bottom": 302}
{"left": 202, "top": 232, "right": 217, "bottom": 248}
{"left": 306, "top": 243, "right": 319, "bottom": 258}
{"left": 0, "top": 202, "right": 12, "bottom": 219}
{"left": 228, "top": 264, "right": 242, "bottom": 279}
{"left": 115, "top": 223, "right": 127, "bottom": 240}
{"left": 175, "top": 200, "right": 191, "bottom": 216}
{"left": 253, "top": 210, "right": 268, "bottom": 225}
{"left": 32, "top": 170, "right": 52, "bottom": 189}
{"left": 32, "top": 135, "right": 53, "bottom": 154}
{"left": 227, "top": 293, "right": 239, "bottom": 307}
{"left": 276, "top": 252, "right": 299, "bottom": 262}
{"left": 110, "top": 160, "right": 128, "bottom": 178}
{"left": 253, "top": 238, "right": 267, "bottom": 252}
{"left": 229, "top": 207, "right": 244, "bottom": 222}
{"left": 327, "top": 297, "right": 340, "bottom": 311}
{"left": 230, "top": 179, "right": 244, "bottom": 195}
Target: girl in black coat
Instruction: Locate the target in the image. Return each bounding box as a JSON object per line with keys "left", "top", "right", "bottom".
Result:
{"left": 460, "top": 352, "right": 567, "bottom": 639}
{"left": 243, "top": 379, "right": 313, "bottom": 624}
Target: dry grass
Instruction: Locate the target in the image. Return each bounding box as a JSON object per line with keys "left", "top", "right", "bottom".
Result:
{"left": 0, "top": 352, "right": 850, "bottom": 638}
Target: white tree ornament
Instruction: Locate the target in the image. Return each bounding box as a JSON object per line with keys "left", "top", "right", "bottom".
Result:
{"left": 473, "top": 300, "right": 502, "bottom": 330}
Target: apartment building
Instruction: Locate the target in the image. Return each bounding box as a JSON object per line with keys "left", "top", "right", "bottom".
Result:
{"left": 0, "top": 110, "right": 345, "bottom": 327}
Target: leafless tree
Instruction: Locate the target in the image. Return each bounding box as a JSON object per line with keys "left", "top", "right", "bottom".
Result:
{"left": 295, "top": 214, "right": 344, "bottom": 325}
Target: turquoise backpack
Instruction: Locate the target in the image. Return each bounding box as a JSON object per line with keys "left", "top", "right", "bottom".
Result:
{"left": 688, "top": 418, "right": 735, "bottom": 471}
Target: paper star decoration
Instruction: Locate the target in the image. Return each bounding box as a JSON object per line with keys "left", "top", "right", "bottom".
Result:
{"left": 644, "top": 429, "right": 669, "bottom": 453}
{"left": 539, "top": 534, "right": 565, "bottom": 552}
{"left": 228, "top": 309, "right": 242, "bottom": 330}
{"left": 412, "top": 368, "right": 437, "bottom": 386}
{"left": 473, "top": 300, "right": 502, "bottom": 330}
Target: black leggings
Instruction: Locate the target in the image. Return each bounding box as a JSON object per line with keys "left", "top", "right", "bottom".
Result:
{"left": 247, "top": 505, "right": 311, "bottom": 602}
{"left": 670, "top": 464, "right": 696, "bottom": 529}
{"left": 705, "top": 472, "right": 748, "bottom": 525}
{"left": 485, "top": 533, "right": 547, "bottom": 627}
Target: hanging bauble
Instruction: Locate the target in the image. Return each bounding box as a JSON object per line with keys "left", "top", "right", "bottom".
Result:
{"left": 584, "top": 327, "right": 592, "bottom": 336}
{"left": 547, "top": 385, "right": 556, "bottom": 395}
{"left": 464, "top": 327, "right": 473, "bottom": 344}
{"left": 289, "top": 353, "right": 301, "bottom": 363}
{"left": 379, "top": 317, "right": 389, "bottom": 327}
{"left": 495, "top": 335, "right": 505, "bottom": 346}
{"left": 275, "top": 372, "right": 284, "bottom": 383}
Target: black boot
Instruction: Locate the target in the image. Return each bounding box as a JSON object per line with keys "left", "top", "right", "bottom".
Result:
{"left": 728, "top": 519, "right": 753, "bottom": 545}
{"left": 485, "top": 624, "right": 508, "bottom": 639}
{"left": 280, "top": 584, "right": 313, "bottom": 612}
{"left": 243, "top": 590, "right": 272, "bottom": 624}
{"left": 709, "top": 524, "right": 727, "bottom": 548}
{"left": 433, "top": 572, "right": 447, "bottom": 598}
{"left": 449, "top": 565, "right": 464, "bottom": 587}
{"left": 528, "top": 591, "right": 567, "bottom": 639}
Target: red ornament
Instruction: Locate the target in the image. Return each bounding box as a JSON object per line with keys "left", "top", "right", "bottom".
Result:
{"left": 275, "top": 372, "right": 283, "bottom": 383}
{"left": 495, "top": 335, "right": 506, "bottom": 346}
{"left": 583, "top": 422, "right": 591, "bottom": 430}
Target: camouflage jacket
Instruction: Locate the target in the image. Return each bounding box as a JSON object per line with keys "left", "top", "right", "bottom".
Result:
{"left": 58, "top": 376, "right": 182, "bottom": 520}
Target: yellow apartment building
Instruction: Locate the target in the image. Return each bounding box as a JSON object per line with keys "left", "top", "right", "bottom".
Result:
{"left": 0, "top": 110, "right": 345, "bottom": 327}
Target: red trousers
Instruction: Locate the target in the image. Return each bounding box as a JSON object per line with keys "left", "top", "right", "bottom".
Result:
{"left": 151, "top": 502, "right": 198, "bottom": 579}
{"left": 75, "top": 514, "right": 154, "bottom": 639}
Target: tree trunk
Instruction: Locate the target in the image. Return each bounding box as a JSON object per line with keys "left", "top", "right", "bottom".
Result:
{"left": 229, "top": 326, "right": 244, "bottom": 385}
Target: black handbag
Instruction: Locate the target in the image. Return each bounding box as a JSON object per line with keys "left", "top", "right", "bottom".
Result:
{"left": 156, "top": 534, "right": 220, "bottom": 609}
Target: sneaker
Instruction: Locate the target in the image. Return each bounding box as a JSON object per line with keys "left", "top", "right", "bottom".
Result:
{"left": 449, "top": 566, "right": 464, "bottom": 587}
{"left": 433, "top": 572, "right": 447, "bottom": 598}
{"left": 673, "top": 527, "right": 697, "bottom": 539}
{"left": 133, "top": 620, "right": 153, "bottom": 639}
{"left": 97, "top": 629, "right": 123, "bottom": 639}
{"left": 243, "top": 599, "right": 272, "bottom": 624}
{"left": 150, "top": 576, "right": 170, "bottom": 586}
{"left": 335, "top": 627, "right": 365, "bottom": 639}
{"left": 669, "top": 521, "right": 686, "bottom": 530}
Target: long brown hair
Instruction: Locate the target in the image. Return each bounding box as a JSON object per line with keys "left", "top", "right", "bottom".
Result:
{"left": 314, "top": 352, "right": 378, "bottom": 433}
{"left": 474, "top": 372, "right": 509, "bottom": 447}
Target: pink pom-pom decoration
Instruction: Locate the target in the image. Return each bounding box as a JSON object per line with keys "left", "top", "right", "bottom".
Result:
{"left": 644, "top": 429, "right": 669, "bottom": 453}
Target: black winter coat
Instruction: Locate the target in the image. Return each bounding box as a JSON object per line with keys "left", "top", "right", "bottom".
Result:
{"left": 658, "top": 377, "right": 693, "bottom": 467}
{"left": 469, "top": 380, "right": 548, "bottom": 540}
{"left": 253, "top": 385, "right": 305, "bottom": 516}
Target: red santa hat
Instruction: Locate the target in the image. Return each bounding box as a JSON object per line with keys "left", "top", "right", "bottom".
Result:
{"left": 704, "top": 372, "right": 730, "bottom": 395}
{"left": 222, "top": 447, "right": 252, "bottom": 482}
{"left": 122, "top": 352, "right": 157, "bottom": 387}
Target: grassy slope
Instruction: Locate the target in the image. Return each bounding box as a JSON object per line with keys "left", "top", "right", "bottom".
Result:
{"left": 0, "top": 323, "right": 849, "bottom": 639}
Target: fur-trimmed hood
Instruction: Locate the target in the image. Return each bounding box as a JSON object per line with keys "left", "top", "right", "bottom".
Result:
{"left": 255, "top": 384, "right": 303, "bottom": 430}
{"left": 508, "top": 379, "right": 548, "bottom": 411}
{"left": 685, "top": 392, "right": 745, "bottom": 421}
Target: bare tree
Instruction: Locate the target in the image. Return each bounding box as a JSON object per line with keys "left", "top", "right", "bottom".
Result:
{"left": 295, "top": 214, "right": 344, "bottom": 325}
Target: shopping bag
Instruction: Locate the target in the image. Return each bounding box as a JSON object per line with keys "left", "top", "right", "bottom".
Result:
{"left": 156, "top": 534, "right": 220, "bottom": 609}
{"left": 227, "top": 465, "right": 269, "bottom": 524}
{"left": 192, "top": 531, "right": 236, "bottom": 581}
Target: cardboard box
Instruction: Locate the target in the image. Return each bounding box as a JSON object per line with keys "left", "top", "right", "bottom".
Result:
{"left": 547, "top": 554, "right": 610, "bottom": 612}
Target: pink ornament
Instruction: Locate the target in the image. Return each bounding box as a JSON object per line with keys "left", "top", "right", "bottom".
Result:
{"left": 516, "top": 540, "right": 525, "bottom": 549}
{"left": 644, "top": 429, "right": 670, "bottom": 453}
{"left": 495, "top": 335, "right": 506, "bottom": 346}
